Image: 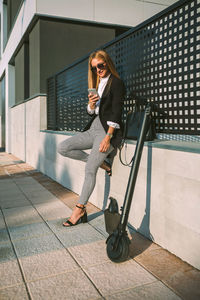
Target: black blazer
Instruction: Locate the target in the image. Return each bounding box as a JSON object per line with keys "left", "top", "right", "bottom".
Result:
{"left": 83, "top": 74, "right": 125, "bottom": 148}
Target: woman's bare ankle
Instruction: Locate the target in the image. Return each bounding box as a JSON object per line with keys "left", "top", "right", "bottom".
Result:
{"left": 76, "top": 204, "right": 85, "bottom": 208}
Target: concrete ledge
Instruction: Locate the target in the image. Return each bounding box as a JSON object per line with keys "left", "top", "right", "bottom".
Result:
{"left": 41, "top": 130, "right": 76, "bottom": 136}
{"left": 40, "top": 129, "right": 200, "bottom": 154}
{"left": 150, "top": 140, "right": 200, "bottom": 154}
{"left": 11, "top": 94, "right": 47, "bottom": 108}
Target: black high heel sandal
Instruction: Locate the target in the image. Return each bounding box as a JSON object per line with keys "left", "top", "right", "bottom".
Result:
{"left": 103, "top": 161, "right": 112, "bottom": 177}
{"left": 63, "top": 205, "right": 88, "bottom": 227}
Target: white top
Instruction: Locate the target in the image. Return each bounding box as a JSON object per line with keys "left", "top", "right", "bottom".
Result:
{"left": 87, "top": 74, "right": 120, "bottom": 129}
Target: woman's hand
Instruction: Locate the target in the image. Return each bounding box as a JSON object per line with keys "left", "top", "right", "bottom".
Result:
{"left": 99, "top": 135, "right": 111, "bottom": 152}
{"left": 88, "top": 93, "right": 99, "bottom": 110}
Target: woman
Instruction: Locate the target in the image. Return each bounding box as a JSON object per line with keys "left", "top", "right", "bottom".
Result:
{"left": 58, "top": 49, "right": 125, "bottom": 227}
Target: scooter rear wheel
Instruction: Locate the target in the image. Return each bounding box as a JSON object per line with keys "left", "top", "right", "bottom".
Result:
{"left": 106, "top": 233, "right": 130, "bottom": 263}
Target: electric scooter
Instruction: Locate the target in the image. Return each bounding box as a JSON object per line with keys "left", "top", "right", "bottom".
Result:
{"left": 104, "top": 100, "right": 165, "bottom": 263}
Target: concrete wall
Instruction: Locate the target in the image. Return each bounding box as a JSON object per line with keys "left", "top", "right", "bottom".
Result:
{"left": 26, "top": 96, "right": 47, "bottom": 166}
{"left": 10, "top": 96, "right": 200, "bottom": 270}
{"left": 0, "top": 0, "right": 178, "bottom": 79}
{"left": 2, "top": 2, "right": 8, "bottom": 51}
{"left": 29, "top": 20, "right": 40, "bottom": 96}
{"left": 7, "top": 0, "right": 22, "bottom": 36}
{"left": 15, "top": 44, "right": 25, "bottom": 104}
{"left": 40, "top": 19, "right": 115, "bottom": 93}
{"left": 5, "top": 64, "right": 15, "bottom": 153}
{"left": 10, "top": 95, "right": 46, "bottom": 164}
{"left": 0, "top": 0, "right": 36, "bottom": 75}
{"left": 10, "top": 101, "right": 25, "bottom": 160}
{"left": 36, "top": 0, "right": 178, "bottom": 27}
{"left": 0, "top": 75, "right": 5, "bottom": 148}
{"left": 29, "top": 19, "right": 115, "bottom": 96}
{"left": 0, "top": 116, "right": 1, "bottom": 147}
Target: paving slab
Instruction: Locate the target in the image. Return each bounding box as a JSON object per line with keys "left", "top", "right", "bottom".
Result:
{"left": 0, "top": 284, "right": 29, "bottom": 300}
{"left": 163, "top": 268, "right": 200, "bottom": 300}
{"left": 0, "top": 259, "right": 24, "bottom": 289}
{"left": 134, "top": 247, "right": 200, "bottom": 300}
{"left": 0, "top": 198, "right": 31, "bottom": 209}
{"left": 8, "top": 222, "right": 53, "bottom": 241}
{"left": 14, "top": 178, "right": 47, "bottom": 190}
{"left": 0, "top": 179, "right": 16, "bottom": 189}
{"left": 105, "top": 281, "right": 182, "bottom": 300}
{"left": 84, "top": 260, "right": 157, "bottom": 297}
{"left": 0, "top": 240, "right": 17, "bottom": 262}
{"left": 0, "top": 187, "right": 20, "bottom": 197}
{"left": 13, "top": 177, "right": 37, "bottom": 184}
{"left": 0, "top": 161, "right": 13, "bottom": 166}
{"left": 0, "top": 188, "right": 23, "bottom": 198}
{"left": 0, "top": 194, "right": 29, "bottom": 203}
{"left": 0, "top": 210, "right": 6, "bottom": 229}
{"left": 35, "top": 201, "right": 72, "bottom": 221}
{"left": 13, "top": 177, "right": 53, "bottom": 192}
{"left": 27, "top": 270, "right": 102, "bottom": 300}
{"left": 0, "top": 161, "right": 12, "bottom": 166}
{"left": 2, "top": 165, "right": 23, "bottom": 175}
{"left": 13, "top": 234, "right": 64, "bottom": 258}
{"left": 88, "top": 213, "right": 108, "bottom": 238}
{"left": 0, "top": 171, "right": 7, "bottom": 177}
{"left": 68, "top": 240, "right": 110, "bottom": 267}
{"left": 129, "top": 230, "right": 161, "bottom": 259}
{"left": 22, "top": 188, "right": 56, "bottom": 198}
{"left": 28, "top": 191, "right": 58, "bottom": 205}
{"left": 89, "top": 214, "right": 133, "bottom": 240}
{"left": 18, "top": 184, "right": 47, "bottom": 193}
{"left": 52, "top": 190, "right": 79, "bottom": 209}
{"left": 3, "top": 206, "right": 43, "bottom": 227}
{"left": 20, "top": 248, "right": 79, "bottom": 282}
{"left": 47, "top": 220, "right": 105, "bottom": 248}
{"left": 0, "top": 160, "right": 24, "bottom": 165}
{"left": 0, "top": 228, "right": 10, "bottom": 244}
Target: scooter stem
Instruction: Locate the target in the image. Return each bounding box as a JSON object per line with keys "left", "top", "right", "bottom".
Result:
{"left": 120, "top": 105, "right": 152, "bottom": 232}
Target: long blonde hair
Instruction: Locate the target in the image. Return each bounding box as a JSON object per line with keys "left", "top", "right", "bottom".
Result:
{"left": 88, "top": 50, "right": 120, "bottom": 89}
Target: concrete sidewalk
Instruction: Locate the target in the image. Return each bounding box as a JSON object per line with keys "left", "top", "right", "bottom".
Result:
{"left": 0, "top": 151, "right": 200, "bottom": 300}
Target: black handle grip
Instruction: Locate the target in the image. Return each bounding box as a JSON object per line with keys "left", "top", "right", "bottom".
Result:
{"left": 133, "top": 95, "right": 167, "bottom": 116}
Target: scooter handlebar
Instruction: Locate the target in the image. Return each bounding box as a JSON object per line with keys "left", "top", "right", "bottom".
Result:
{"left": 149, "top": 102, "right": 167, "bottom": 116}
{"left": 133, "top": 95, "right": 167, "bottom": 116}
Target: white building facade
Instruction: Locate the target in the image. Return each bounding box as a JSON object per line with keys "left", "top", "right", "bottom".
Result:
{"left": 1, "top": 0, "right": 200, "bottom": 271}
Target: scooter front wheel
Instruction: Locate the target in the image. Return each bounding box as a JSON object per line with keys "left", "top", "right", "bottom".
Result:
{"left": 106, "top": 233, "right": 130, "bottom": 263}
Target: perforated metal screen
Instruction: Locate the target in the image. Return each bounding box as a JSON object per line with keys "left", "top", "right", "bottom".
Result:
{"left": 47, "top": 0, "right": 200, "bottom": 136}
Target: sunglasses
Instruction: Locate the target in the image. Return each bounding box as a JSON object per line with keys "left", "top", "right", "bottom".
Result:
{"left": 91, "top": 63, "right": 106, "bottom": 72}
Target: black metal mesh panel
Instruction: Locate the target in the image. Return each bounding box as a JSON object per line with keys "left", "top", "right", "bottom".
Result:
{"left": 56, "top": 60, "right": 89, "bottom": 132}
{"left": 47, "top": 0, "right": 200, "bottom": 136}
{"left": 105, "top": 0, "right": 200, "bottom": 134}
{"left": 47, "top": 76, "right": 56, "bottom": 130}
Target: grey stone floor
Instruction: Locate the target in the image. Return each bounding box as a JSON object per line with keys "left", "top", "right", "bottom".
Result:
{"left": 0, "top": 153, "right": 199, "bottom": 300}
{"left": 0, "top": 180, "right": 181, "bottom": 300}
